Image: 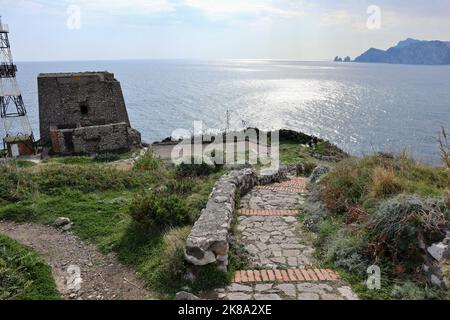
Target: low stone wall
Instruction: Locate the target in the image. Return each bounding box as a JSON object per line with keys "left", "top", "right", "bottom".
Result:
{"left": 185, "top": 167, "right": 287, "bottom": 272}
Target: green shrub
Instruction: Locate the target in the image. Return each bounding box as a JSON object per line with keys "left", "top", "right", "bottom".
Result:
{"left": 0, "top": 235, "right": 60, "bottom": 300}
{"left": 321, "top": 230, "right": 370, "bottom": 276}
{"left": 370, "top": 166, "right": 403, "bottom": 198}
{"left": 94, "top": 153, "right": 121, "bottom": 163}
{"left": 129, "top": 192, "right": 191, "bottom": 231}
{"left": 176, "top": 158, "right": 217, "bottom": 178}
{"left": 370, "top": 195, "right": 448, "bottom": 271}
{"left": 391, "top": 281, "right": 444, "bottom": 300}
{"left": 134, "top": 151, "right": 161, "bottom": 171}
{"left": 296, "top": 161, "right": 316, "bottom": 177}
{"left": 144, "top": 226, "right": 191, "bottom": 295}
{"left": 0, "top": 164, "right": 34, "bottom": 202}
{"left": 166, "top": 179, "right": 195, "bottom": 195}
{"left": 191, "top": 264, "right": 229, "bottom": 293}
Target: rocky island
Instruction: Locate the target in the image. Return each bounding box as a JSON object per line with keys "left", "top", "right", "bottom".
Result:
{"left": 354, "top": 38, "right": 450, "bottom": 65}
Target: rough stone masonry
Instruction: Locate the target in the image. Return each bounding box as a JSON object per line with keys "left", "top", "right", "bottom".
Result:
{"left": 185, "top": 167, "right": 287, "bottom": 273}
{"left": 38, "top": 72, "right": 141, "bottom": 154}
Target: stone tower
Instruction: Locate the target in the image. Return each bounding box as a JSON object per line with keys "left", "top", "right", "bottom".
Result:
{"left": 38, "top": 72, "right": 141, "bottom": 154}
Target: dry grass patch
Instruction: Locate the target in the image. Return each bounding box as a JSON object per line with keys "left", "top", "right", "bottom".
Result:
{"left": 369, "top": 166, "right": 402, "bottom": 199}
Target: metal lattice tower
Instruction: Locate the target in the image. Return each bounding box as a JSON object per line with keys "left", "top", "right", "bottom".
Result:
{"left": 0, "top": 17, "right": 35, "bottom": 156}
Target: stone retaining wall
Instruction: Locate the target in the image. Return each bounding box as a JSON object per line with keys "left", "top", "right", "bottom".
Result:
{"left": 185, "top": 167, "right": 287, "bottom": 272}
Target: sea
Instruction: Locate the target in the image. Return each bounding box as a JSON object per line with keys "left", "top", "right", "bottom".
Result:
{"left": 15, "top": 60, "right": 450, "bottom": 164}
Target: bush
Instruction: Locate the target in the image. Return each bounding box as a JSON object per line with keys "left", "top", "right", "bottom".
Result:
{"left": 144, "top": 226, "right": 191, "bottom": 295}
{"left": 391, "top": 281, "right": 443, "bottom": 300}
{"left": 134, "top": 151, "right": 161, "bottom": 171}
{"left": 370, "top": 166, "right": 402, "bottom": 198}
{"left": 0, "top": 164, "right": 34, "bottom": 202}
{"left": 320, "top": 159, "right": 369, "bottom": 213}
{"left": 369, "top": 195, "right": 448, "bottom": 271}
{"left": 321, "top": 229, "right": 370, "bottom": 276}
{"left": 166, "top": 179, "right": 195, "bottom": 195}
{"left": 129, "top": 192, "right": 191, "bottom": 231}
{"left": 94, "top": 153, "right": 120, "bottom": 163}
{"left": 176, "top": 158, "right": 217, "bottom": 178}
{"left": 296, "top": 161, "right": 316, "bottom": 177}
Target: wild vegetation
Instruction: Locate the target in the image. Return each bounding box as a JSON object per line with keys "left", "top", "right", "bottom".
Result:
{"left": 0, "top": 234, "right": 60, "bottom": 300}
{"left": 303, "top": 151, "right": 450, "bottom": 300}
{"left": 0, "top": 151, "right": 224, "bottom": 298}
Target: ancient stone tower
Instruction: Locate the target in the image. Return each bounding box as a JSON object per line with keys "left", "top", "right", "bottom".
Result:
{"left": 38, "top": 72, "right": 141, "bottom": 154}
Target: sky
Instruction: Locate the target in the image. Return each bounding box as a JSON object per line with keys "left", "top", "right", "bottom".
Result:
{"left": 1, "top": 0, "right": 450, "bottom": 61}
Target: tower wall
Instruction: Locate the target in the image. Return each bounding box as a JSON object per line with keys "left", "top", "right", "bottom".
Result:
{"left": 38, "top": 72, "right": 131, "bottom": 146}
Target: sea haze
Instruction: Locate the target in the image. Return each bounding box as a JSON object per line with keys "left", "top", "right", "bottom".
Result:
{"left": 16, "top": 60, "right": 450, "bottom": 164}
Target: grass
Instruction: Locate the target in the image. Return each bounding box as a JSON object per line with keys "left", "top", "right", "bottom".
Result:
{"left": 0, "top": 152, "right": 224, "bottom": 298}
{"left": 0, "top": 234, "right": 60, "bottom": 300}
{"left": 307, "top": 152, "right": 450, "bottom": 300}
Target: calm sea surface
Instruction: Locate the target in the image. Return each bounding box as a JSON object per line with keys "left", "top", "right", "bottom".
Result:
{"left": 16, "top": 60, "right": 450, "bottom": 164}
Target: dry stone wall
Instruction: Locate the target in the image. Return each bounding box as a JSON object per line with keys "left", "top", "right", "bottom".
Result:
{"left": 185, "top": 167, "right": 287, "bottom": 272}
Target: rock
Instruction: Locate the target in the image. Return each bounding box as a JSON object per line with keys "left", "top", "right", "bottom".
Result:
{"left": 427, "top": 243, "right": 449, "bottom": 262}
{"left": 227, "top": 293, "right": 252, "bottom": 300}
{"left": 337, "top": 286, "right": 359, "bottom": 300}
{"left": 321, "top": 293, "right": 344, "bottom": 300}
{"left": 255, "top": 284, "right": 273, "bottom": 292}
{"left": 184, "top": 250, "right": 216, "bottom": 266}
{"left": 254, "top": 294, "right": 281, "bottom": 300}
{"left": 430, "top": 274, "right": 443, "bottom": 288}
{"left": 309, "top": 165, "right": 330, "bottom": 184}
{"left": 275, "top": 284, "right": 296, "bottom": 297}
{"left": 297, "top": 292, "right": 319, "bottom": 300}
{"left": 62, "top": 224, "right": 73, "bottom": 232}
{"left": 54, "top": 217, "right": 71, "bottom": 227}
{"left": 227, "top": 284, "right": 253, "bottom": 292}
{"left": 297, "top": 283, "right": 334, "bottom": 294}
{"left": 175, "top": 291, "right": 201, "bottom": 300}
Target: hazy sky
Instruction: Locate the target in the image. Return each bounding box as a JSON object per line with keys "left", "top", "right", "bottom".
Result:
{"left": 2, "top": 0, "right": 450, "bottom": 61}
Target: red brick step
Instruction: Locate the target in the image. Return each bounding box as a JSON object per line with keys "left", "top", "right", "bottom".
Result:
{"left": 239, "top": 209, "right": 298, "bottom": 217}
{"left": 233, "top": 269, "right": 340, "bottom": 284}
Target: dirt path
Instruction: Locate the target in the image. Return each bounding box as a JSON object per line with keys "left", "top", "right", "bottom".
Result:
{"left": 0, "top": 221, "right": 151, "bottom": 300}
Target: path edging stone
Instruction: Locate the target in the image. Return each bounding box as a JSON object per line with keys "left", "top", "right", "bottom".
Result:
{"left": 185, "top": 167, "right": 287, "bottom": 271}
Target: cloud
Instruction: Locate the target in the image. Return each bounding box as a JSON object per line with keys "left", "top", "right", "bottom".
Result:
{"left": 5, "top": 0, "right": 306, "bottom": 20}
{"left": 74, "top": 0, "right": 176, "bottom": 15}
{"left": 320, "top": 9, "right": 366, "bottom": 30}
{"left": 181, "top": 0, "right": 305, "bottom": 19}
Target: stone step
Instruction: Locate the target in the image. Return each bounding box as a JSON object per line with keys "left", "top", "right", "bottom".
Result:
{"left": 233, "top": 269, "right": 340, "bottom": 284}
{"left": 256, "top": 177, "right": 308, "bottom": 193}
{"left": 239, "top": 209, "right": 298, "bottom": 217}
{"left": 260, "top": 177, "right": 307, "bottom": 190}
{"left": 256, "top": 186, "right": 307, "bottom": 193}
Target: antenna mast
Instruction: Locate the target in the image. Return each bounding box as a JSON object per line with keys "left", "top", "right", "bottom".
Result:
{"left": 0, "top": 17, "right": 35, "bottom": 157}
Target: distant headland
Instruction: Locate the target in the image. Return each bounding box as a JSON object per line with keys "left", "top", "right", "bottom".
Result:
{"left": 353, "top": 38, "right": 450, "bottom": 65}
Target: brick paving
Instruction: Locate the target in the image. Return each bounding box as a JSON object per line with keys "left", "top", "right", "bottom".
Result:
{"left": 239, "top": 209, "right": 298, "bottom": 217}
{"left": 256, "top": 177, "right": 308, "bottom": 193}
{"left": 233, "top": 269, "right": 340, "bottom": 283}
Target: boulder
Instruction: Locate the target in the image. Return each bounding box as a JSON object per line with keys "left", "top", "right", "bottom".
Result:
{"left": 309, "top": 165, "right": 330, "bottom": 183}
{"left": 427, "top": 243, "right": 449, "bottom": 262}
{"left": 175, "top": 291, "right": 201, "bottom": 300}
{"left": 54, "top": 217, "right": 71, "bottom": 227}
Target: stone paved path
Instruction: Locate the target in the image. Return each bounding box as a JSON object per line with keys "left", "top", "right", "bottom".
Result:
{"left": 217, "top": 176, "right": 358, "bottom": 300}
